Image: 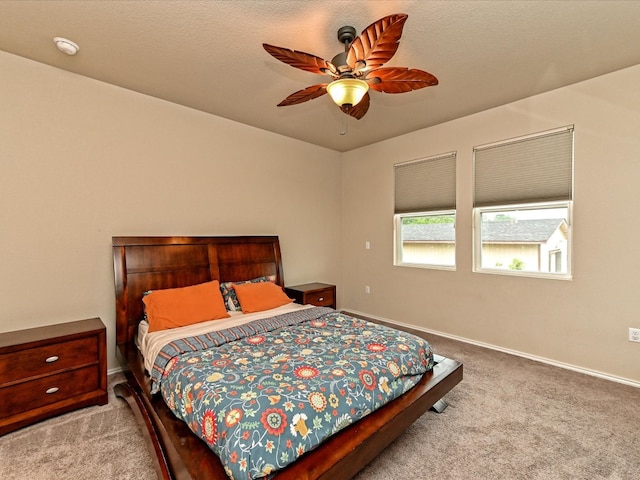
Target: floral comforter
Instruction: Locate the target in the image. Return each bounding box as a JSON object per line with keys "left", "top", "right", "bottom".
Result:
{"left": 152, "top": 307, "right": 433, "bottom": 480}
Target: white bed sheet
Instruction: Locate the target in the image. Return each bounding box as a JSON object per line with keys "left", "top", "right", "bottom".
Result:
{"left": 138, "top": 303, "right": 315, "bottom": 374}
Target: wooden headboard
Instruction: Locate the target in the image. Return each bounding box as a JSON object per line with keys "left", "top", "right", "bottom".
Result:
{"left": 112, "top": 236, "right": 284, "bottom": 348}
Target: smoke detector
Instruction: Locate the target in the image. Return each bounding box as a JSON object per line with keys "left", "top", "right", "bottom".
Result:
{"left": 53, "top": 37, "right": 79, "bottom": 56}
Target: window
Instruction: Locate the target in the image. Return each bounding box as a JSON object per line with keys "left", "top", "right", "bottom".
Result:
{"left": 475, "top": 203, "right": 571, "bottom": 275}
{"left": 394, "top": 152, "right": 456, "bottom": 269}
{"left": 395, "top": 211, "right": 456, "bottom": 267}
{"left": 550, "top": 249, "right": 562, "bottom": 273}
{"left": 473, "top": 126, "right": 573, "bottom": 278}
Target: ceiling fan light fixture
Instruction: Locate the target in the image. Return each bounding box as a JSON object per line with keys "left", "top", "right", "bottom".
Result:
{"left": 326, "top": 78, "right": 369, "bottom": 108}
{"left": 264, "top": 14, "right": 437, "bottom": 120}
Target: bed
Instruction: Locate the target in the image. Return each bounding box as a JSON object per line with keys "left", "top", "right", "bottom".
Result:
{"left": 112, "top": 235, "right": 462, "bottom": 480}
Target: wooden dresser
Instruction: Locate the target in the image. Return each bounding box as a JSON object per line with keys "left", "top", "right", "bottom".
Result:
{"left": 285, "top": 282, "right": 336, "bottom": 309}
{"left": 0, "top": 317, "right": 107, "bottom": 435}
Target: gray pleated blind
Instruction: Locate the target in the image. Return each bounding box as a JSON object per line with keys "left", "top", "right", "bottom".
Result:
{"left": 473, "top": 127, "right": 573, "bottom": 207}
{"left": 394, "top": 152, "right": 456, "bottom": 214}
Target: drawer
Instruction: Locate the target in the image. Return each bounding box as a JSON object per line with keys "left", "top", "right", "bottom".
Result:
{"left": 0, "top": 364, "right": 100, "bottom": 419}
{"left": 0, "top": 336, "right": 98, "bottom": 385}
{"left": 307, "top": 288, "right": 335, "bottom": 307}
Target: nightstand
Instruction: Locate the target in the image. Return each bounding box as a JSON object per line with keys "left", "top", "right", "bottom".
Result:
{"left": 285, "top": 282, "right": 336, "bottom": 309}
{"left": 0, "top": 317, "right": 108, "bottom": 435}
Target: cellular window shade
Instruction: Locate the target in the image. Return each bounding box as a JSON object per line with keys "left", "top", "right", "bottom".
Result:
{"left": 394, "top": 153, "right": 456, "bottom": 214}
{"left": 474, "top": 127, "right": 573, "bottom": 207}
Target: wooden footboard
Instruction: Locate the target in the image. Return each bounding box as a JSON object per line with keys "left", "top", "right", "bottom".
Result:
{"left": 115, "top": 342, "right": 462, "bottom": 480}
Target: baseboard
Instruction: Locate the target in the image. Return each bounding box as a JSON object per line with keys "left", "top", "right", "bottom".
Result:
{"left": 344, "top": 309, "right": 640, "bottom": 389}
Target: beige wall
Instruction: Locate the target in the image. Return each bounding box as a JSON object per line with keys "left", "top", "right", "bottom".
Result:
{"left": 3, "top": 49, "right": 639, "bottom": 385}
{"left": 0, "top": 52, "right": 342, "bottom": 369}
{"left": 341, "top": 64, "right": 640, "bottom": 384}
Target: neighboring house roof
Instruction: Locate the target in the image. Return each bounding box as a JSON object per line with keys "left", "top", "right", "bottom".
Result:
{"left": 482, "top": 219, "right": 566, "bottom": 242}
{"left": 403, "top": 223, "right": 456, "bottom": 242}
{"left": 403, "top": 219, "right": 566, "bottom": 243}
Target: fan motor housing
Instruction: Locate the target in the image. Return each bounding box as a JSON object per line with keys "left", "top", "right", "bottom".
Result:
{"left": 337, "top": 25, "right": 356, "bottom": 45}
{"left": 332, "top": 26, "right": 356, "bottom": 70}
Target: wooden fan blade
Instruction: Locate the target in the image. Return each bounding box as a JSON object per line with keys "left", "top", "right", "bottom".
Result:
{"left": 346, "top": 14, "right": 408, "bottom": 72}
{"left": 277, "top": 84, "right": 329, "bottom": 106}
{"left": 340, "top": 92, "right": 370, "bottom": 120}
{"left": 263, "top": 43, "right": 338, "bottom": 76}
{"left": 367, "top": 67, "right": 438, "bottom": 93}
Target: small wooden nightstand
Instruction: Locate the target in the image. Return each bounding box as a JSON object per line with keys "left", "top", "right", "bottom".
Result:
{"left": 285, "top": 282, "right": 336, "bottom": 309}
{"left": 0, "top": 317, "right": 108, "bottom": 435}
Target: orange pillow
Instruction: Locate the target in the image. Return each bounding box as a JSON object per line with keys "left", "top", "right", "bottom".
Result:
{"left": 143, "top": 280, "right": 230, "bottom": 332}
{"left": 233, "top": 281, "right": 293, "bottom": 313}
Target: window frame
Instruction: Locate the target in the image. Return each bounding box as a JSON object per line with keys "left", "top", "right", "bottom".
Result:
{"left": 394, "top": 209, "right": 457, "bottom": 270}
{"left": 472, "top": 201, "right": 573, "bottom": 280}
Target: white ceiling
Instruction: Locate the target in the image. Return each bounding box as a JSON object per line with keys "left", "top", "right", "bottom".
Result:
{"left": 1, "top": 0, "right": 640, "bottom": 152}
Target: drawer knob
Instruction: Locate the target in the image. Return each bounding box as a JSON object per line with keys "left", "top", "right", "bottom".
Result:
{"left": 45, "top": 356, "right": 59, "bottom": 363}
{"left": 318, "top": 297, "right": 324, "bottom": 301}
{"left": 45, "top": 387, "right": 60, "bottom": 394}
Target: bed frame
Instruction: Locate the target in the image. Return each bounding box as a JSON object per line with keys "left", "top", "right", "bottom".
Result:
{"left": 112, "top": 236, "right": 463, "bottom": 480}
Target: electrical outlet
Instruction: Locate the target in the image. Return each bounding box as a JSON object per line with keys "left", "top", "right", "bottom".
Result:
{"left": 629, "top": 328, "right": 640, "bottom": 343}
{"left": 365, "top": 285, "right": 370, "bottom": 294}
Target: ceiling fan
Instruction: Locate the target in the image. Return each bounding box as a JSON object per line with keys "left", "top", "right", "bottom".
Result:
{"left": 263, "top": 13, "right": 438, "bottom": 120}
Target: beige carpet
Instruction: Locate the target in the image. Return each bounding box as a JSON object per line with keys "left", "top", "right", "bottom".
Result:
{"left": 0, "top": 374, "right": 155, "bottom": 479}
{"left": 1, "top": 334, "right": 638, "bottom": 479}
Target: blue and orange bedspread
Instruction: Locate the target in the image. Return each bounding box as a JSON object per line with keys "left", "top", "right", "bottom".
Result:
{"left": 151, "top": 307, "right": 434, "bottom": 479}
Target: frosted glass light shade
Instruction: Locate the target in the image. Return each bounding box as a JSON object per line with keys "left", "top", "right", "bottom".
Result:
{"left": 326, "top": 79, "right": 369, "bottom": 107}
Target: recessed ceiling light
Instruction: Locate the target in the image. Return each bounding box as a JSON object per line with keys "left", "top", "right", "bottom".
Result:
{"left": 53, "top": 37, "right": 79, "bottom": 56}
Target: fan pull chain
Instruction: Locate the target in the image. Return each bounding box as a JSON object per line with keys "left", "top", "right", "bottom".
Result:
{"left": 340, "top": 114, "right": 348, "bottom": 135}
